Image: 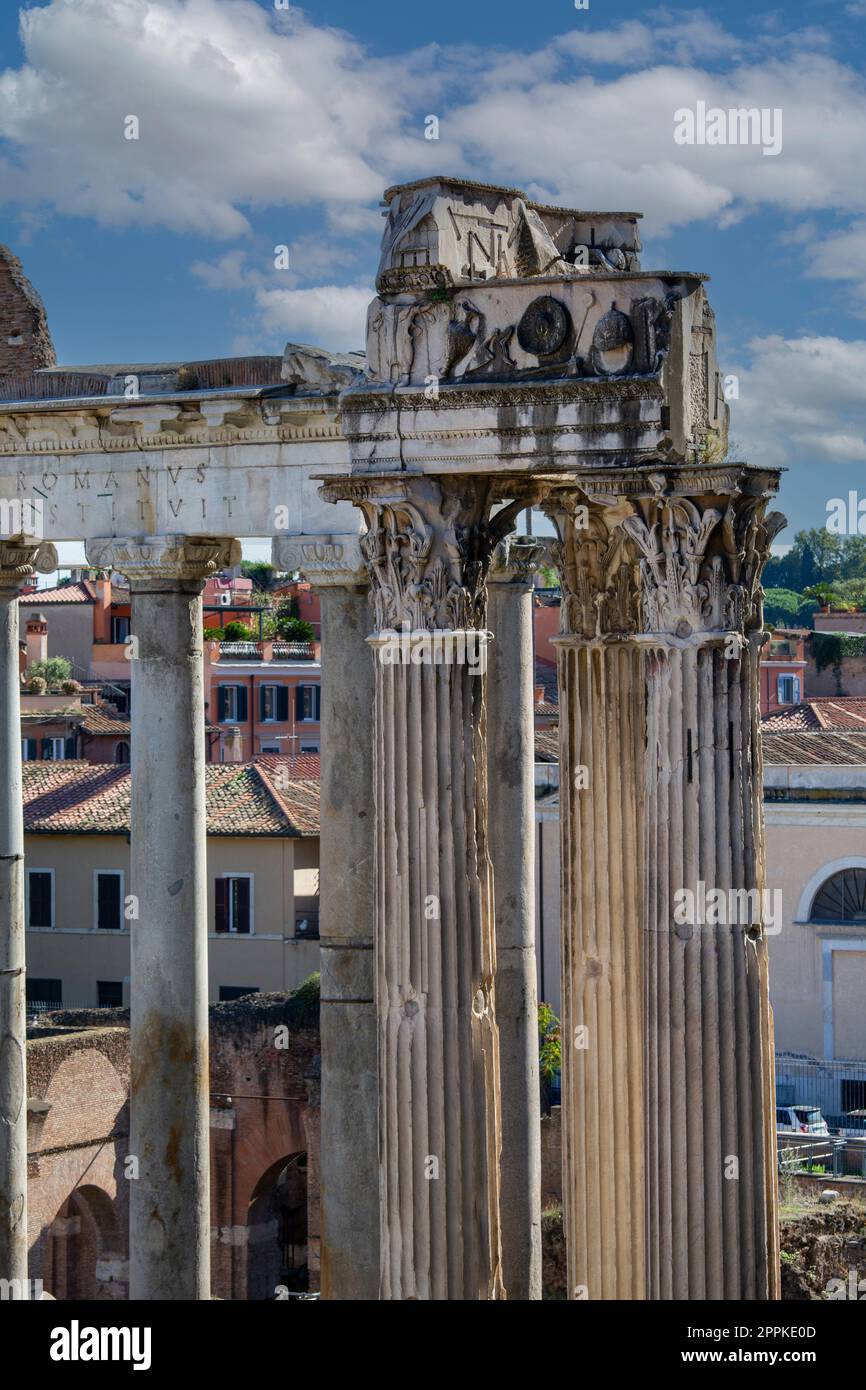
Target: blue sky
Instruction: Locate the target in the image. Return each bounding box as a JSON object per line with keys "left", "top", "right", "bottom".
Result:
{"left": 2, "top": 0, "right": 866, "bottom": 560}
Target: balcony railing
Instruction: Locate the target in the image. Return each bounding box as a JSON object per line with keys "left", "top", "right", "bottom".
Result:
{"left": 215, "top": 640, "right": 316, "bottom": 662}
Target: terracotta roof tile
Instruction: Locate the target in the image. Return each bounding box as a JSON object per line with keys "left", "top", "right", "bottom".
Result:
{"left": 534, "top": 659, "right": 558, "bottom": 703}
{"left": 22, "top": 761, "right": 316, "bottom": 836}
{"left": 18, "top": 582, "right": 94, "bottom": 604}
{"left": 534, "top": 729, "right": 559, "bottom": 763}
{"left": 762, "top": 698, "right": 866, "bottom": 732}
{"left": 254, "top": 752, "right": 320, "bottom": 781}
{"left": 762, "top": 731, "right": 866, "bottom": 765}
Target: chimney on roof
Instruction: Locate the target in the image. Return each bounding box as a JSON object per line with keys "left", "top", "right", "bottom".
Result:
{"left": 25, "top": 613, "right": 48, "bottom": 667}
{"left": 0, "top": 245, "right": 56, "bottom": 376}
{"left": 223, "top": 727, "right": 243, "bottom": 763}
{"left": 535, "top": 684, "right": 546, "bottom": 706}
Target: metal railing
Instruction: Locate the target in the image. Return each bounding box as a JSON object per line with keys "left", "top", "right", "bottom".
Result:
{"left": 215, "top": 640, "right": 316, "bottom": 662}
{"left": 776, "top": 1051, "right": 866, "bottom": 1134}
{"left": 26, "top": 999, "right": 113, "bottom": 1020}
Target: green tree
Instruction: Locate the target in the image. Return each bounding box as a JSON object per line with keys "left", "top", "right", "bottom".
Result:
{"left": 26, "top": 656, "right": 72, "bottom": 686}
{"left": 221, "top": 619, "right": 254, "bottom": 641}
{"left": 240, "top": 561, "right": 275, "bottom": 591}
{"left": 274, "top": 614, "right": 315, "bottom": 643}
{"left": 763, "top": 589, "right": 818, "bottom": 629}
{"left": 538, "top": 1002, "right": 561, "bottom": 1085}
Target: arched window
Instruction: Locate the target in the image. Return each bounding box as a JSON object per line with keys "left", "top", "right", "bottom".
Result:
{"left": 115, "top": 741, "right": 130, "bottom": 765}
{"left": 811, "top": 868, "right": 866, "bottom": 924}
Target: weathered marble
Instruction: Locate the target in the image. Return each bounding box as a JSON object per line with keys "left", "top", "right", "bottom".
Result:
{"left": 0, "top": 537, "right": 56, "bottom": 1294}
{"left": 546, "top": 465, "right": 783, "bottom": 1300}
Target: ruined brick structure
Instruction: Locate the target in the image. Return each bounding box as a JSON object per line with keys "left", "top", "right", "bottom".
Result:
{"left": 26, "top": 990, "right": 320, "bottom": 1300}
{"left": 0, "top": 247, "right": 55, "bottom": 377}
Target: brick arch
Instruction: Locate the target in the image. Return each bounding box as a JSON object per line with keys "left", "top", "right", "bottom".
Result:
{"left": 246, "top": 1151, "right": 309, "bottom": 1300}
{"left": 45, "top": 1183, "right": 124, "bottom": 1301}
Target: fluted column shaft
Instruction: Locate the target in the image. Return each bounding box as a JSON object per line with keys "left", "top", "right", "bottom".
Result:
{"left": 0, "top": 538, "right": 56, "bottom": 1295}
{"left": 556, "top": 636, "right": 647, "bottom": 1299}
{"left": 487, "top": 538, "right": 544, "bottom": 1301}
{"left": 87, "top": 534, "right": 240, "bottom": 1302}
{"left": 644, "top": 632, "right": 779, "bottom": 1299}
{"left": 548, "top": 467, "right": 783, "bottom": 1301}
{"left": 321, "top": 475, "right": 516, "bottom": 1300}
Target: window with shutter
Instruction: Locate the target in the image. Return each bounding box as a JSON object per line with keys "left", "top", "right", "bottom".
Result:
{"left": 96, "top": 873, "right": 122, "bottom": 930}
{"left": 297, "top": 685, "right": 319, "bottom": 721}
{"left": 277, "top": 685, "right": 289, "bottom": 722}
{"left": 229, "top": 876, "right": 251, "bottom": 934}
{"left": 215, "top": 876, "right": 228, "bottom": 933}
{"left": 27, "top": 871, "right": 53, "bottom": 929}
{"left": 237, "top": 686, "right": 248, "bottom": 723}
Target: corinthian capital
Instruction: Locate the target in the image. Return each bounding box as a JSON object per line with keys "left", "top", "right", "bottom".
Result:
{"left": 488, "top": 535, "right": 553, "bottom": 588}
{"left": 616, "top": 468, "right": 786, "bottom": 639}
{"left": 542, "top": 488, "right": 639, "bottom": 640}
{"left": 85, "top": 535, "right": 242, "bottom": 590}
{"left": 0, "top": 537, "right": 58, "bottom": 594}
{"left": 320, "top": 474, "right": 526, "bottom": 632}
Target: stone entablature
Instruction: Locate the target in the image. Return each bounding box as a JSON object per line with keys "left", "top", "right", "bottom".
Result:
{"left": 377, "top": 176, "right": 642, "bottom": 291}
{"left": 0, "top": 394, "right": 358, "bottom": 542}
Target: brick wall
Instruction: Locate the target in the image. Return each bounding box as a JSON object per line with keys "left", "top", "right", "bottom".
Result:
{"left": 26, "top": 988, "right": 322, "bottom": 1300}
{"left": 0, "top": 245, "right": 56, "bottom": 376}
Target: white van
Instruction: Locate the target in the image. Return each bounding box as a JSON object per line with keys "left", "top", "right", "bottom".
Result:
{"left": 776, "top": 1104, "right": 830, "bottom": 1135}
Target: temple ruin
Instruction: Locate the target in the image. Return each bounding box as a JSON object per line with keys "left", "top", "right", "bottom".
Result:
{"left": 0, "top": 175, "right": 782, "bottom": 1300}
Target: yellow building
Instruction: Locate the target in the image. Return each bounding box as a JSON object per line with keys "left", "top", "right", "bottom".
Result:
{"left": 22, "top": 759, "right": 321, "bottom": 1008}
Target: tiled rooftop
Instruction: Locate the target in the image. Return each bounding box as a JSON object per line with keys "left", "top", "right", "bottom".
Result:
{"left": 255, "top": 752, "right": 320, "bottom": 781}
{"left": 762, "top": 698, "right": 866, "bottom": 732}
{"left": 19, "top": 581, "right": 96, "bottom": 604}
{"left": 22, "top": 761, "right": 318, "bottom": 837}
{"left": 762, "top": 732, "right": 866, "bottom": 766}
{"left": 534, "top": 729, "right": 559, "bottom": 763}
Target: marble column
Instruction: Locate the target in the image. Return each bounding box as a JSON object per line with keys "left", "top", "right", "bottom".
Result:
{"left": 545, "top": 489, "right": 647, "bottom": 1301}
{"left": 272, "top": 533, "right": 378, "bottom": 1301}
{"left": 0, "top": 537, "right": 57, "bottom": 1295}
{"left": 86, "top": 534, "right": 240, "bottom": 1302}
{"left": 487, "top": 536, "right": 546, "bottom": 1301}
{"left": 548, "top": 465, "right": 784, "bottom": 1301}
{"left": 321, "top": 474, "right": 520, "bottom": 1300}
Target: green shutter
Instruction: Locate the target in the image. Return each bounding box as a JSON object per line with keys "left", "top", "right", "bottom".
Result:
{"left": 215, "top": 877, "right": 228, "bottom": 933}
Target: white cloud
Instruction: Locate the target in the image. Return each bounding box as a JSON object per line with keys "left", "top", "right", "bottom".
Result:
{"left": 251, "top": 283, "right": 372, "bottom": 352}
{"left": 728, "top": 334, "right": 866, "bottom": 469}
{"left": 0, "top": 0, "right": 402, "bottom": 236}
{"left": 2, "top": 1, "right": 866, "bottom": 243}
